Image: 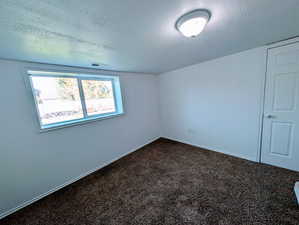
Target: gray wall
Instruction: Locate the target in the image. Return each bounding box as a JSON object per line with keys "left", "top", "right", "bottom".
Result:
{"left": 159, "top": 47, "right": 267, "bottom": 161}
{"left": 0, "top": 59, "right": 160, "bottom": 217}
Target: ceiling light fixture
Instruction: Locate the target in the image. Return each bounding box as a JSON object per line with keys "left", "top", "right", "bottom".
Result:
{"left": 176, "top": 9, "right": 211, "bottom": 38}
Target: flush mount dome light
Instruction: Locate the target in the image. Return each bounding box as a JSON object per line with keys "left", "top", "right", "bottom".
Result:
{"left": 176, "top": 9, "right": 211, "bottom": 38}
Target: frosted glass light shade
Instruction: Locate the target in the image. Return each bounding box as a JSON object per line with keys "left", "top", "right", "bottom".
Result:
{"left": 176, "top": 10, "right": 210, "bottom": 38}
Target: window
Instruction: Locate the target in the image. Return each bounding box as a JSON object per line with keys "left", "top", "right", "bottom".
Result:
{"left": 28, "top": 70, "right": 124, "bottom": 131}
{"left": 81, "top": 79, "right": 116, "bottom": 116}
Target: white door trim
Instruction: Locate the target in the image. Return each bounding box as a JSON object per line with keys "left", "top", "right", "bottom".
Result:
{"left": 267, "top": 36, "right": 299, "bottom": 49}
{"left": 257, "top": 48, "right": 268, "bottom": 162}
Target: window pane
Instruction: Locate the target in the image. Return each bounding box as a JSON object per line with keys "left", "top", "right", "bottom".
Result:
{"left": 81, "top": 80, "right": 116, "bottom": 116}
{"left": 30, "top": 76, "right": 84, "bottom": 125}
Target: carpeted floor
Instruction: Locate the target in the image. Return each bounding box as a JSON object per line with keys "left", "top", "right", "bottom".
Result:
{"left": 1, "top": 138, "right": 299, "bottom": 225}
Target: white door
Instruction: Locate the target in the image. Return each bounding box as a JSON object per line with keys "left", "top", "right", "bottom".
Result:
{"left": 261, "top": 41, "right": 299, "bottom": 172}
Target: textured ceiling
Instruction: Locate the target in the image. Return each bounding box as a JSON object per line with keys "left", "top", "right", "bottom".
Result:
{"left": 1, "top": 0, "right": 299, "bottom": 74}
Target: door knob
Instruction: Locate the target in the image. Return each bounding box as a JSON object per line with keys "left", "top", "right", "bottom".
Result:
{"left": 265, "top": 114, "right": 275, "bottom": 119}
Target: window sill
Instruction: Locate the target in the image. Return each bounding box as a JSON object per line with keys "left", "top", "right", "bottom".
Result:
{"left": 39, "top": 112, "right": 124, "bottom": 133}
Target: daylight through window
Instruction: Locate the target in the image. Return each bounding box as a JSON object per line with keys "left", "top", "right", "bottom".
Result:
{"left": 28, "top": 71, "right": 124, "bottom": 130}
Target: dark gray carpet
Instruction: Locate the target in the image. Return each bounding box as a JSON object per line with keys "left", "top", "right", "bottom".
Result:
{"left": 1, "top": 138, "right": 299, "bottom": 225}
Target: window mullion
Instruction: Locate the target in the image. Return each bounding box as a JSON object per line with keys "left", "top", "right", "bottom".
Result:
{"left": 77, "top": 78, "right": 88, "bottom": 118}
{"left": 111, "top": 79, "right": 119, "bottom": 113}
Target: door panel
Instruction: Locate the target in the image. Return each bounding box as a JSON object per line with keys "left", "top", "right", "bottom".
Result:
{"left": 261, "top": 42, "right": 299, "bottom": 171}
{"left": 270, "top": 122, "right": 293, "bottom": 157}
{"left": 275, "top": 50, "right": 299, "bottom": 66}
{"left": 273, "top": 73, "right": 296, "bottom": 111}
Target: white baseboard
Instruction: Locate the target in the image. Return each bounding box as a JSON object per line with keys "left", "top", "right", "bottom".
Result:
{"left": 162, "top": 136, "right": 256, "bottom": 162}
{"left": 295, "top": 182, "right": 299, "bottom": 205}
{"left": 0, "top": 136, "right": 160, "bottom": 220}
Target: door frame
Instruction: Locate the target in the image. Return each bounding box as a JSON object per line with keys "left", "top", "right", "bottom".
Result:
{"left": 257, "top": 36, "right": 299, "bottom": 163}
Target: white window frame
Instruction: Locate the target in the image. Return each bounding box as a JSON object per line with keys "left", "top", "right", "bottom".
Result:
{"left": 27, "top": 70, "right": 124, "bottom": 132}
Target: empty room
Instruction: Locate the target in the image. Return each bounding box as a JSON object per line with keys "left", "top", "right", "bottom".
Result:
{"left": 1, "top": 0, "right": 299, "bottom": 224}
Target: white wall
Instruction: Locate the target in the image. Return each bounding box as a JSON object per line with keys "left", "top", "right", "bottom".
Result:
{"left": 159, "top": 47, "right": 267, "bottom": 162}
{"left": 0, "top": 46, "right": 269, "bottom": 218}
{"left": 0, "top": 59, "right": 160, "bottom": 217}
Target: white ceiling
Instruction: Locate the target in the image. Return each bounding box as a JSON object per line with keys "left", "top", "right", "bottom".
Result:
{"left": 1, "top": 0, "right": 299, "bottom": 74}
